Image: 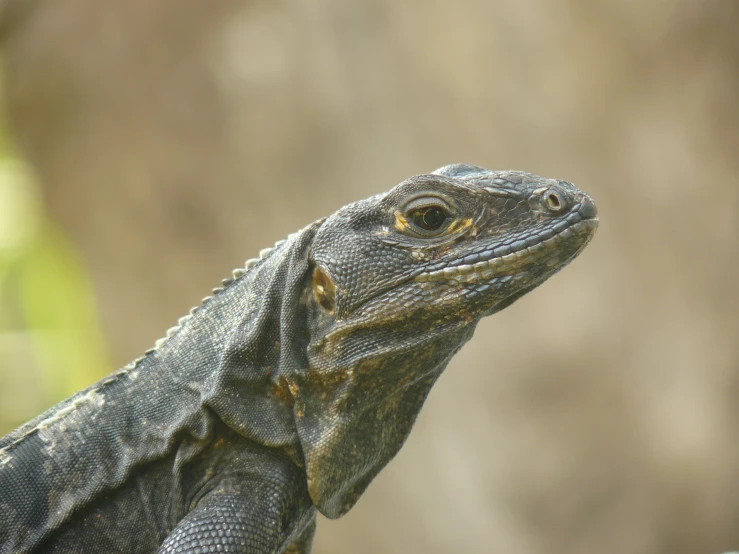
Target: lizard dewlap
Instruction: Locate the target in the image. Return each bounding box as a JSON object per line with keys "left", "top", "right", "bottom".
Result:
{"left": 0, "top": 164, "right": 597, "bottom": 553}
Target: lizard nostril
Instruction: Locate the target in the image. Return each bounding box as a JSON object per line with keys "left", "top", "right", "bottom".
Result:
{"left": 544, "top": 191, "right": 563, "bottom": 212}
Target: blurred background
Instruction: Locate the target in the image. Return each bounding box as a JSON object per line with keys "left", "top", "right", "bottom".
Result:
{"left": 0, "top": 0, "right": 737, "bottom": 552}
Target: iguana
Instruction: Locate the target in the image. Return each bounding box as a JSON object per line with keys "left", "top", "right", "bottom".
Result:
{"left": 0, "top": 164, "right": 598, "bottom": 553}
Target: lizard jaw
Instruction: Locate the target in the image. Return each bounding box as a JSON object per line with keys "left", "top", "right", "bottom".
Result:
{"left": 414, "top": 216, "right": 598, "bottom": 285}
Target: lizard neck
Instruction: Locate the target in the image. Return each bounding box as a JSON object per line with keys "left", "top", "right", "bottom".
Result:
{"left": 153, "top": 222, "right": 321, "bottom": 455}
{"left": 293, "top": 317, "right": 476, "bottom": 518}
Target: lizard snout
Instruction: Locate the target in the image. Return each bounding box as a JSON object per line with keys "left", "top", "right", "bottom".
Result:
{"left": 578, "top": 196, "right": 598, "bottom": 220}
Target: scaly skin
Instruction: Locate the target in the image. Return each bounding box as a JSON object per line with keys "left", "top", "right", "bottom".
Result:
{"left": 0, "top": 164, "right": 597, "bottom": 553}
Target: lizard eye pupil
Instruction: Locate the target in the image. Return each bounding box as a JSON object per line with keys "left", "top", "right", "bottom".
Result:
{"left": 411, "top": 206, "right": 448, "bottom": 231}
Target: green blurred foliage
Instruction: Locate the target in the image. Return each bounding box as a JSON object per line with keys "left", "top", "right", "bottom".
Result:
{"left": 0, "top": 160, "right": 111, "bottom": 433}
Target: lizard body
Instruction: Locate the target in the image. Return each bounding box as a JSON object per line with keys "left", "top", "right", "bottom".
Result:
{"left": 0, "top": 164, "right": 598, "bottom": 553}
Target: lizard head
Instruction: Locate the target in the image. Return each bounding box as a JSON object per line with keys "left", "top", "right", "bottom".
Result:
{"left": 293, "top": 164, "right": 598, "bottom": 518}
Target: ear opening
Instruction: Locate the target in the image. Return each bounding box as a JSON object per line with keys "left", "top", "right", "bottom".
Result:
{"left": 312, "top": 266, "right": 336, "bottom": 313}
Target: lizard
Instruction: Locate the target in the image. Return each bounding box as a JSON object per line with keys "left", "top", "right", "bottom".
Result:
{"left": 0, "top": 163, "right": 598, "bottom": 553}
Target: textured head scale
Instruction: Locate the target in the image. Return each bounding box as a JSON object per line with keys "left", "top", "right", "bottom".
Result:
{"left": 291, "top": 164, "right": 598, "bottom": 518}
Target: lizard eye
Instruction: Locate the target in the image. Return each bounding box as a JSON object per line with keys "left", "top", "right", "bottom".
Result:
{"left": 411, "top": 206, "right": 448, "bottom": 231}
{"left": 402, "top": 197, "right": 453, "bottom": 236}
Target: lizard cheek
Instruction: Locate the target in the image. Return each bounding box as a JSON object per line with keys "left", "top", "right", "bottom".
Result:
{"left": 312, "top": 266, "right": 336, "bottom": 313}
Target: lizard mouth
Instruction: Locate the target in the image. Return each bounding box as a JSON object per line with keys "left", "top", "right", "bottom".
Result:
{"left": 332, "top": 196, "right": 598, "bottom": 319}
{"left": 414, "top": 211, "right": 598, "bottom": 285}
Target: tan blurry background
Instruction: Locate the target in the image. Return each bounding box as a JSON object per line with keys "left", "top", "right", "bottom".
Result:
{"left": 0, "top": 0, "right": 738, "bottom": 552}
